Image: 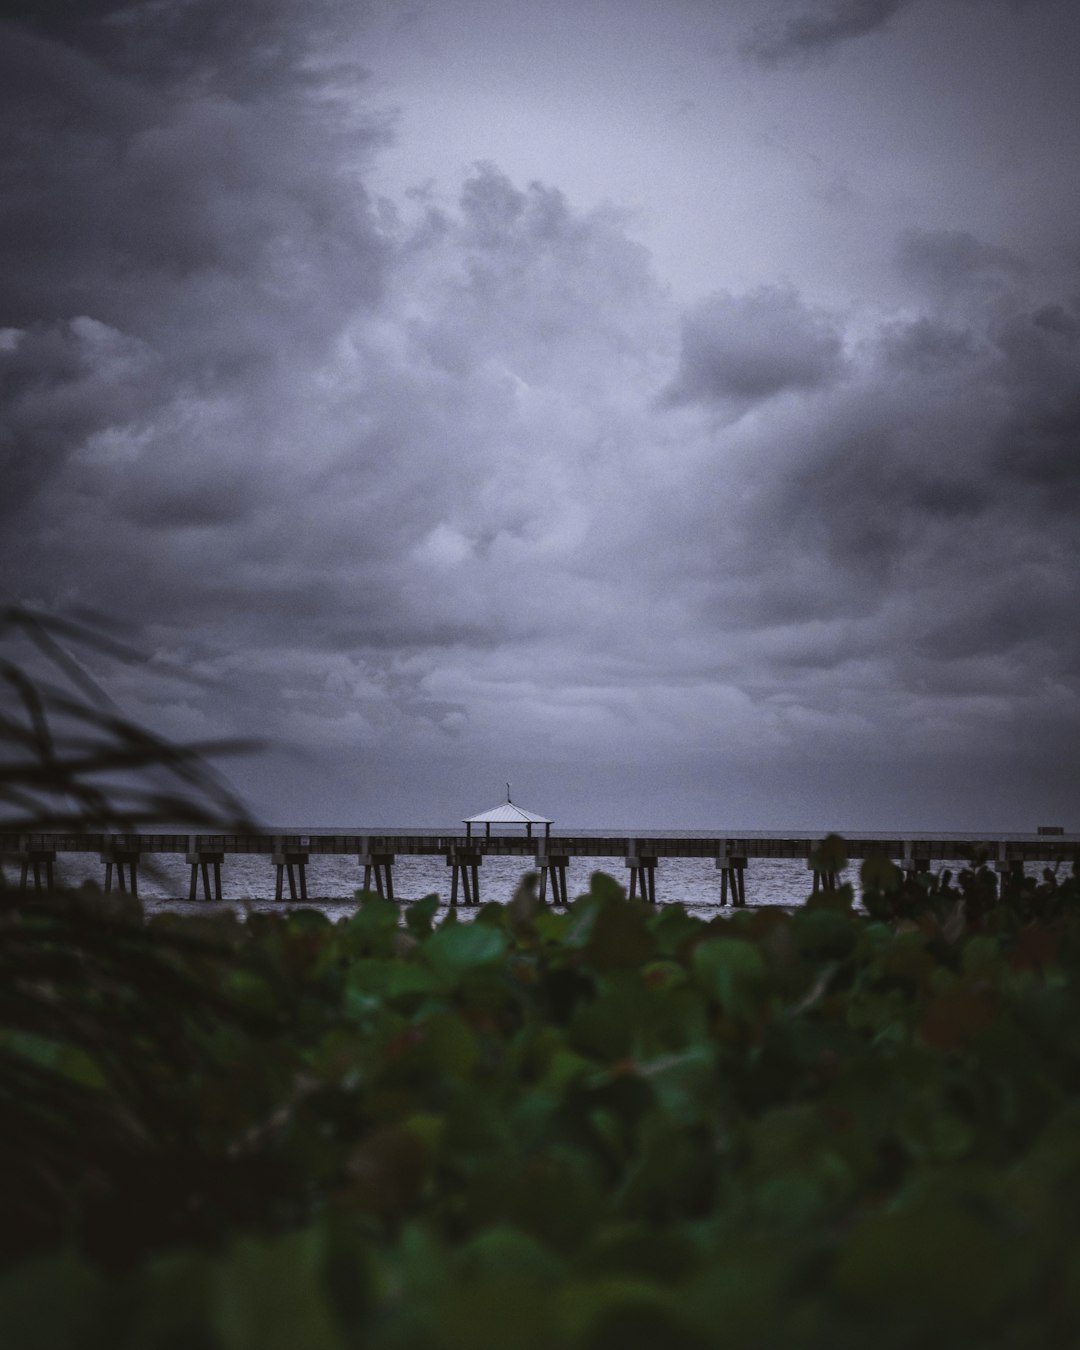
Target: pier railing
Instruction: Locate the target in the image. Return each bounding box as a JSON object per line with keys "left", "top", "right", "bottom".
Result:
{"left": 3, "top": 828, "right": 1077, "bottom": 860}
{"left": 3, "top": 829, "right": 1076, "bottom": 907}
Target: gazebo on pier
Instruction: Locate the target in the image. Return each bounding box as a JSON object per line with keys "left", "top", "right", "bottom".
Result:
{"left": 463, "top": 788, "right": 552, "bottom": 841}
{"left": 449, "top": 788, "right": 558, "bottom": 908}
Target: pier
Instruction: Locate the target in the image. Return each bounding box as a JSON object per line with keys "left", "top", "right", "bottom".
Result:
{"left": 2, "top": 829, "right": 1075, "bottom": 907}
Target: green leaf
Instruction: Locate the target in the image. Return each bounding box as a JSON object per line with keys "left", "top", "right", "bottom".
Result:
{"left": 424, "top": 921, "right": 508, "bottom": 972}
{"left": 589, "top": 872, "right": 626, "bottom": 904}
{"left": 860, "top": 853, "right": 900, "bottom": 895}
{"left": 585, "top": 900, "right": 657, "bottom": 971}
{"left": 211, "top": 1230, "right": 344, "bottom": 1350}
{"left": 405, "top": 894, "right": 440, "bottom": 937}
{"left": 458, "top": 1225, "right": 565, "bottom": 1284}
{"left": 0, "top": 1254, "right": 100, "bottom": 1350}
{"left": 692, "top": 937, "right": 768, "bottom": 1019}
{"left": 340, "top": 896, "right": 400, "bottom": 955}
{"left": 833, "top": 1204, "right": 1018, "bottom": 1324}
{"left": 809, "top": 833, "right": 848, "bottom": 874}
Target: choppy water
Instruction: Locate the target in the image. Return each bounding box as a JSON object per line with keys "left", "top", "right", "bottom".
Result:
{"left": 38, "top": 849, "right": 854, "bottom": 923}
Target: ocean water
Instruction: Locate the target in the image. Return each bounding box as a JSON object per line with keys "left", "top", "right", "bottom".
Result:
{"left": 39, "top": 847, "right": 853, "bottom": 923}
{"left": 11, "top": 824, "right": 1039, "bottom": 922}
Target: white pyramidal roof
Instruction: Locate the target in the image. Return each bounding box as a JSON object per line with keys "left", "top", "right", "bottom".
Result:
{"left": 463, "top": 801, "right": 552, "bottom": 825}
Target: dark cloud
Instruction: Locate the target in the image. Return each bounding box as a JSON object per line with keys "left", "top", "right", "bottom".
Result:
{"left": 0, "top": 1, "right": 388, "bottom": 531}
{"left": 896, "top": 227, "right": 1028, "bottom": 297}
{"left": 1, "top": 0, "right": 354, "bottom": 96}
{"left": 0, "top": 317, "right": 157, "bottom": 521}
{"left": 3, "top": 0, "right": 1078, "bottom": 828}
{"left": 743, "top": 0, "right": 1052, "bottom": 65}
{"left": 662, "top": 284, "right": 845, "bottom": 406}
{"left": 876, "top": 318, "right": 977, "bottom": 377}
{"left": 717, "top": 271, "right": 1080, "bottom": 750}
{"left": 992, "top": 305, "right": 1080, "bottom": 497}
{"left": 745, "top": 0, "right": 910, "bottom": 65}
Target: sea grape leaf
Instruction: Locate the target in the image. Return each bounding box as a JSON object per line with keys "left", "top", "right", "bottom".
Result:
{"left": 635, "top": 1046, "right": 714, "bottom": 1122}
{"left": 682, "top": 1247, "right": 787, "bottom": 1350}
{"left": 861, "top": 852, "right": 901, "bottom": 895}
{"left": 556, "top": 1277, "right": 707, "bottom": 1350}
{"left": 122, "top": 1250, "right": 218, "bottom": 1350}
{"left": 421, "top": 1010, "right": 480, "bottom": 1078}
{"left": 615, "top": 1117, "right": 716, "bottom": 1221}
{"left": 790, "top": 907, "right": 857, "bottom": 960}
{"left": 0, "top": 1253, "right": 100, "bottom": 1350}
{"left": 464, "top": 1146, "right": 605, "bottom": 1251}
{"left": 649, "top": 903, "right": 704, "bottom": 959}
{"left": 918, "top": 987, "right": 996, "bottom": 1052}
{"left": 589, "top": 871, "right": 626, "bottom": 904}
{"left": 424, "top": 922, "right": 507, "bottom": 972}
{"left": 434, "top": 1275, "right": 558, "bottom": 1350}
{"left": 211, "top": 1229, "right": 344, "bottom": 1350}
{"left": 804, "top": 881, "right": 855, "bottom": 914}
{"left": 458, "top": 1224, "right": 565, "bottom": 1284}
{"left": 344, "top": 1125, "right": 429, "bottom": 1218}
{"left": 752, "top": 1158, "right": 851, "bottom": 1232}
{"left": 961, "top": 934, "right": 1002, "bottom": 978}
{"left": 585, "top": 900, "right": 656, "bottom": 971}
{"left": 809, "top": 834, "right": 848, "bottom": 875}
{"left": 0, "top": 1031, "right": 107, "bottom": 1091}
{"left": 284, "top": 909, "right": 332, "bottom": 933}
{"left": 582, "top": 1222, "right": 698, "bottom": 1281}
{"left": 832, "top": 1202, "right": 1018, "bottom": 1325}
{"left": 344, "top": 959, "right": 435, "bottom": 1008}
{"left": 558, "top": 895, "right": 603, "bottom": 950}
{"left": 340, "top": 897, "right": 400, "bottom": 956}
{"left": 692, "top": 937, "right": 768, "bottom": 1020}
{"left": 538, "top": 1045, "right": 594, "bottom": 1097}
{"left": 570, "top": 974, "right": 661, "bottom": 1060}
{"left": 405, "top": 894, "right": 440, "bottom": 937}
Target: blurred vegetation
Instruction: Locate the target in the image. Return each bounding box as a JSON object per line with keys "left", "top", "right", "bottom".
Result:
{"left": 4, "top": 856, "right": 1080, "bottom": 1348}
{"left": 0, "top": 605, "right": 252, "bottom": 833}
{"left": 4, "top": 611, "right": 1080, "bottom": 1348}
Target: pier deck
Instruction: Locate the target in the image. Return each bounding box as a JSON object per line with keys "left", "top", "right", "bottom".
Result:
{"left": 3, "top": 828, "right": 1077, "bottom": 862}
{"left": 3, "top": 828, "right": 1075, "bottom": 906}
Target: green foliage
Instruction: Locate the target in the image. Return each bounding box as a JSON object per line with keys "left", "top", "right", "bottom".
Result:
{"left": 3, "top": 862, "right": 1080, "bottom": 1349}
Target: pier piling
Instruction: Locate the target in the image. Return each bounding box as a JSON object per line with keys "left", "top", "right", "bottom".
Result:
{"left": 21, "top": 854, "right": 55, "bottom": 893}
{"left": 358, "top": 840, "right": 396, "bottom": 900}
{"left": 536, "top": 852, "right": 569, "bottom": 906}
{"left": 272, "top": 842, "right": 309, "bottom": 902}
{"left": 716, "top": 845, "right": 748, "bottom": 906}
{"left": 625, "top": 850, "right": 658, "bottom": 904}
{"left": 186, "top": 837, "right": 224, "bottom": 902}
{"left": 994, "top": 842, "right": 1024, "bottom": 892}
{"left": 448, "top": 846, "right": 483, "bottom": 906}
{"left": 100, "top": 838, "right": 140, "bottom": 898}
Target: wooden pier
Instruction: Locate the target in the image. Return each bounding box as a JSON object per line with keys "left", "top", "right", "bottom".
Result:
{"left": 2, "top": 829, "right": 1075, "bottom": 907}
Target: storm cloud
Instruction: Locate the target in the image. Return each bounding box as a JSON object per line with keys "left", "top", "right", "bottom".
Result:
{"left": 2, "top": 0, "right": 1078, "bottom": 829}
{"left": 662, "top": 285, "right": 845, "bottom": 407}
{"left": 745, "top": 0, "right": 910, "bottom": 65}
{"left": 743, "top": 0, "right": 1054, "bottom": 64}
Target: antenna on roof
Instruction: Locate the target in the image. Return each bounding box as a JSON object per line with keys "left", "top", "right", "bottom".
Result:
{"left": 506, "top": 782, "right": 512, "bottom": 803}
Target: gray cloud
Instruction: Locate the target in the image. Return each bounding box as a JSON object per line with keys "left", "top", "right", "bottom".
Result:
{"left": 3, "top": 1, "right": 1078, "bottom": 829}
{"left": 730, "top": 282, "right": 1080, "bottom": 719}
{"left": 743, "top": 0, "right": 1050, "bottom": 65}
{"left": 897, "top": 227, "right": 1028, "bottom": 297}
{"left": 662, "top": 284, "right": 845, "bottom": 406}
{"left": 0, "top": 2, "right": 388, "bottom": 532}
{"left": 745, "top": 0, "right": 911, "bottom": 64}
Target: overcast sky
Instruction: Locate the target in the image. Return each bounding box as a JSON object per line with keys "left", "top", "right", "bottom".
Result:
{"left": 2, "top": 0, "right": 1079, "bottom": 831}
